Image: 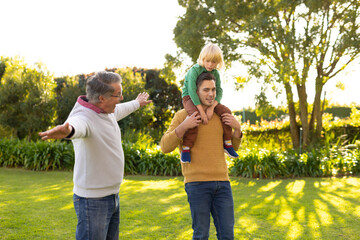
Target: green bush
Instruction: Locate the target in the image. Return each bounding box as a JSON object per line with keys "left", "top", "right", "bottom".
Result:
{"left": 0, "top": 138, "right": 181, "bottom": 176}
{"left": 1, "top": 125, "right": 359, "bottom": 179}
{"left": 0, "top": 139, "right": 73, "bottom": 170}
{"left": 229, "top": 143, "right": 360, "bottom": 178}
{"left": 122, "top": 141, "right": 181, "bottom": 176}
{"left": 230, "top": 150, "right": 288, "bottom": 179}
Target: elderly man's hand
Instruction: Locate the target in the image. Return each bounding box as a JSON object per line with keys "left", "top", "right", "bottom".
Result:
{"left": 136, "top": 92, "right": 152, "bottom": 107}
{"left": 39, "top": 122, "right": 73, "bottom": 140}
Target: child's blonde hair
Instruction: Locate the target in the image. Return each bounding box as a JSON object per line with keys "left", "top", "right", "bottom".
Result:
{"left": 197, "top": 43, "right": 224, "bottom": 69}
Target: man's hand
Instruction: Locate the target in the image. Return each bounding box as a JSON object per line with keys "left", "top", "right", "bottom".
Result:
{"left": 175, "top": 112, "right": 201, "bottom": 139}
{"left": 136, "top": 92, "right": 152, "bottom": 107}
{"left": 184, "top": 112, "right": 202, "bottom": 130}
{"left": 221, "top": 113, "right": 242, "bottom": 138}
{"left": 39, "top": 122, "right": 73, "bottom": 140}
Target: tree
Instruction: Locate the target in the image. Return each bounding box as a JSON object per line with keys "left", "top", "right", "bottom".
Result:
{"left": 144, "top": 69, "right": 182, "bottom": 140}
{"left": 115, "top": 67, "right": 154, "bottom": 135}
{"left": 0, "top": 57, "right": 56, "bottom": 140}
{"left": 174, "top": 0, "right": 360, "bottom": 148}
{"left": 54, "top": 75, "right": 86, "bottom": 125}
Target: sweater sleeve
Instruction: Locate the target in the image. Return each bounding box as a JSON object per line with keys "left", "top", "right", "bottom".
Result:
{"left": 184, "top": 66, "right": 201, "bottom": 106}
{"left": 213, "top": 70, "right": 223, "bottom": 103}
{"left": 160, "top": 111, "right": 186, "bottom": 153}
{"left": 114, "top": 100, "right": 140, "bottom": 121}
{"left": 66, "top": 115, "right": 90, "bottom": 139}
{"left": 231, "top": 132, "right": 242, "bottom": 151}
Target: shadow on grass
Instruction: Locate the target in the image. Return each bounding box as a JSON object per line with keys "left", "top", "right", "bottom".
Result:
{"left": 1, "top": 168, "right": 360, "bottom": 240}
{"left": 231, "top": 177, "right": 360, "bottom": 240}
{"left": 119, "top": 175, "right": 192, "bottom": 239}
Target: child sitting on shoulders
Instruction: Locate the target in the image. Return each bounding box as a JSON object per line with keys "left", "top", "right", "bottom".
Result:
{"left": 181, "top": 43, "right": 239, "bottom": 163}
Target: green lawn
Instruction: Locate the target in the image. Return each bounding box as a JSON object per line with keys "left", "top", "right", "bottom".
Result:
{"left": 1, "top": 168, "right": 360, "bottom": 240}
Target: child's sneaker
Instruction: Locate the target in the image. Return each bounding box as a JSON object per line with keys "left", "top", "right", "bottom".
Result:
{"left": 224, "top": 144, "right": 239, "bottom": 158}
{"left": 181, "top": 147, "right": 191, "bottom": 163}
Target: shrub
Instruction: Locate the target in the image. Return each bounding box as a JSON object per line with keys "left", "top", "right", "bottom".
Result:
{"left": 0, "top": 138, "right": 181, "bottom": 176}
{"left": 0, "top": 139, "right": 73, "bottom": 170}
{"left": 230, "top": 150, "right": 288, "bottom": 179}
{"left": 230, "top": 142, "right": 360, "bottom": 179}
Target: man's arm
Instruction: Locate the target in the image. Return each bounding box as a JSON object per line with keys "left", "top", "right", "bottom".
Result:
{"left": 115, "top": 92, "right": 152, "bottom": 121}
{"left": 160, "top": 111, "right": 201, "bottom": 153}
{"left": 38, "top": 122, "right": 73, "bottom": 140}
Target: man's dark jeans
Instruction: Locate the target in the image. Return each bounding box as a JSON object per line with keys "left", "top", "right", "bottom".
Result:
{"left": 185, "top": 181, "right": 234, "bottom": 240}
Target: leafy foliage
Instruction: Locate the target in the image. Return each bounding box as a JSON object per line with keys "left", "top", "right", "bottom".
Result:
{"left": 230, "top": 150, "right": 288, "bottom": 179}
{"left": 230, "top": 144, "right": 360, "bottom": 179}
{"left": 2, "top": 120, "right": 359, "bottom": 178}
{"left": 0, "top": 136, "right": 181, "bottom": 176}
{"left": 0, "top": 57, "right": 56, "bottom": 140}
{"left": 114, "top": 68, "right": 154, "bottom": 135}
{"left": 144, "top": 69, "right": 182, "bottom": 141}
{"left": 174, "top": 0, "right": 360, "bottom": 148}
{"left": 0, "top": 138, "right": 73, "bottom": 170}
{"left": 54, "top": 75, "right": 86, "bottom": 125}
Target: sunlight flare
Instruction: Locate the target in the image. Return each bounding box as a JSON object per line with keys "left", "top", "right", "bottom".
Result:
{"left": 238, "top": 217, "right": 259, "bottom": 233}
{"left": 60, "top": 203, "right": 73, "bottom": 210}
{"left": 275, "top": 197, "right": 294, "bottom": 226}
{"left": 286, "top": 180, "right": 305, "bottom": 196}
{"left": 286, "top": 222, "right": 303, "bottom": 240}
{"left": 308, "top": 212, "right": 321, "bottom": 239}
{"left": 258, "top": 181, "right": 282, "bottom": 192}
{"left": 314, "top": 199, "right": 333, "bottom": 226}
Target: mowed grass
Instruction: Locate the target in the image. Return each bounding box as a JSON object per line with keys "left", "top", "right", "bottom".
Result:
{"left": 1, "top": 168, "right": 360, "bottom": 239}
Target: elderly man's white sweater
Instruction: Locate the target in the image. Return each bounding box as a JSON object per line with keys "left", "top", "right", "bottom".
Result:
{"left": 66, "top": 96, "right": 140, "bottom": 198}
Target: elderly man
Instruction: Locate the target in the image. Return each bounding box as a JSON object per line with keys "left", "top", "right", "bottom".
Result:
{"left": 160, "top": 72, "right": 242, "bottom": 240}
{"left": 39, "top": 71, "right": 151, "bottom": 240}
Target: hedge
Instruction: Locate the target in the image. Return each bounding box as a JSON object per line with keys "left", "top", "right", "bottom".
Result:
{"left": 0, "top": 138, "right": 181, "bottom": 176}
{"left": 1, "top": 138, "right": 360, "bottom": 178}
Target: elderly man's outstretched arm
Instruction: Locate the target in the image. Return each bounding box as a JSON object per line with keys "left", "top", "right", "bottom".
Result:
{"left": 39, "top": 122, "right": 73, "bottom": 140}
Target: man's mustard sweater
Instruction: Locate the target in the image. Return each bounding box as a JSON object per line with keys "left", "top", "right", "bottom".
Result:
{"left": 160, "top": 109, "right": 242, "bottom": 183}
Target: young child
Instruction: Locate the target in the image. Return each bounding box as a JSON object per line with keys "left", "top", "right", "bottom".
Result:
{"left": 181, "top": 43, "right": 239, "bottom": 163}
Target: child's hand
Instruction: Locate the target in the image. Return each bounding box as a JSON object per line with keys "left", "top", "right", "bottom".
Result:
{"left": 200, "top": 111, "right": 209, "bottom": 125}
{"left": 206, "top": 107, "right": 214, "bottom": 121}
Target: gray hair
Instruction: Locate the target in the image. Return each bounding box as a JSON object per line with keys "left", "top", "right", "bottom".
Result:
{"left": 86, "top": 71, "right": 122, "bottom": 103}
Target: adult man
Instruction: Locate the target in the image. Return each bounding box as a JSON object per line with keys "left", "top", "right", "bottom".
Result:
{"left": 160, "top": 72, "right": 242, "bottom": 239}
{"left": 39, "top": 71, "right": 151, "bottom": 240}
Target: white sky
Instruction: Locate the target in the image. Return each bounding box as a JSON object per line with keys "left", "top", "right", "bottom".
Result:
{"left": 1, "top": 0, "right": 359, "bottom": 111}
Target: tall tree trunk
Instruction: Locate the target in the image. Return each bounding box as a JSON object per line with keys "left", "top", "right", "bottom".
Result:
{"left": 314, "top": 78, "right": 324, "bottom": 139}
{"left": 284, "top": 81, "right": 299, "bottom": 149}
{"left": 310, "top": 77, "right": 324, "bottom": 142}
{"left": 296, "top": 84, "right": 309, "bottom": 147}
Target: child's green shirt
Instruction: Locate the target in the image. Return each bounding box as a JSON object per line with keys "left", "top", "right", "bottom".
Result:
{"left": 182, "top": 64, "right": 223, "bottom": 106}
